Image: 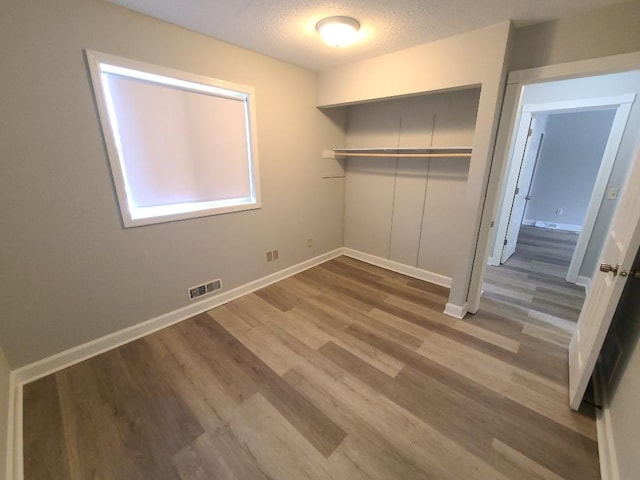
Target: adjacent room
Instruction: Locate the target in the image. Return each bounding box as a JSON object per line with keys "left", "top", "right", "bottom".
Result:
{"left": 484, "top": 69, "right": 640, "bottom": 332}
{"left": 2, "top": 1, "right": 640, "bottom": 479}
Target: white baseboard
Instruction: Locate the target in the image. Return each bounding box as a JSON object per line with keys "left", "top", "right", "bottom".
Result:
{"left": 594, "top": 362, "right": 619, "bottom": 480}
{"left": 522, "top": 219, "right": 582, "bottom": 233}
{"left": 2, "top": 371, "right": 14, "bottom": 480}
{"left": 576, "top": 275, "right": 592, "bottom": 293}
{"left": 14, "top": 248, "right": 343, "bottom": 386}
{"left": 342, "top": 249, "right": 452, "bottom": 288}
{"left": 444, "top": 302, "right": 468, "bottom": 319}
{"left": 10, "top": 383, "right": 21, "bottom": 480}
{"left": 8, "top": 248, "right": 344, "bottom": 480}
{"left": 12, "top": 247, "right": 452, "bottom": 385}
{"left": 8, "top": 247, "right": 454, "bottom": 480}
{"left": 339, "top": 249, "right": 460, "bottom": 318}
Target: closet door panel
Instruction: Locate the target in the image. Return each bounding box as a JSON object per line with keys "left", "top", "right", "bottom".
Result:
{"left": 346, "top": 103, "right": 400, "bottom": 148}
{"left": 430, "top": 89, "right": 480, "bottom": 146}
{"left": 343, "top": 87, "right": 480, "bottom": 271}
{"left": 344, "top": 158, "right": 395, "bottom": 258}
{"left": 417, "top": 158, "right": 469, "bottom": 277}
{"left": 389, "top": 161, "right": 428, "bottom": 265}
{"left": 396, "top": 97, "right": 435, "bottom": 147}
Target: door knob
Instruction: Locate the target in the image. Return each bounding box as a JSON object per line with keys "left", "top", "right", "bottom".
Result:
{"left": 599, "top": 263, "right": 620, "bottom": 275}
{"left": 600, "top": 264, "right": 640, "bottom": 279}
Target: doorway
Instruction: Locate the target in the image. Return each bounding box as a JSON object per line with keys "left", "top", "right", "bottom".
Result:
{"left": 483, "top": 225, "right": 585, "bottom": 329}
{"left": 484, "top": 104, "right": 623, "bottom": 327}
{"left": 474, "top": 70, "right": 640, "bottom": 320}
{"left": 498, "top": 108, "right": 618, "bottom": 265}
{"left": 489, "top": 92, "right": 633, "bottom": 294}
{"left": 469, "top": 55, "right": 640, "bottom": 411}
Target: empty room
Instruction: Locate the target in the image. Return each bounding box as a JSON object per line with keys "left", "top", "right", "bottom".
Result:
{"left": 2, "top": 1, "right": 640, "bottom": 479}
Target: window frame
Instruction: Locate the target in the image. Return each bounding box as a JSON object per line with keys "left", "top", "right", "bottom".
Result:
{"left": 85, "top": 50, "right": 261, "bottom": 228}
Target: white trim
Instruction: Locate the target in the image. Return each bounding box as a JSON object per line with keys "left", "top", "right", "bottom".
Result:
{"left": 493, "top": 103, "right": 533, "bottom": 265}
{"left": 522, "top": 219, "right": 583, "bottom": 233}
{"left": 7, "top": 247, "right": 453, "bottom": 479}
{"left": 521, "top": 94, "right": 635, "bottom": 114}
{"left": 594, "top": 362, "right": 620, "bottom": 480}
{"left": 472, "top": 52, "right": 640, "bottom": 314}
{"left": 566, "top": 100, "right": 634, "bottom": 283}
{"left": 341, "top": 248, "right": 452, "bottom": 288}
{"left": 9, "top": 250, "right": 343, "bottom": 480}
{"left": 444, "top": 302, "right": 468, "bottom": 319}
{"left": 2, "top": 370, "right": 15, "bottom": 480}
{"left": 576, "top": 275, "right": 593, "bottom": 293}
{"left": 14, "top": 248, "right": 342, "bottom": 385}
{"left": 508, "top": 52, "right": 640, "bottom": 86}
{"left": 4, "top": 248, "right": 477, "bottom": 479}
{"left": 11, "top": 384, "right": 22, "bottom": 480}
{"left": 85, "top": 49, "right": 262, "bottom": 229}
{"left": 335, "top": 248, "right": 465, "bottom": 318}
{"left": 491, "top": 93, "right": 634, "bottom": 283}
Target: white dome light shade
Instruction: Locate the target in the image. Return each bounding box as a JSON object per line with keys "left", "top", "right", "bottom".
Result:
{"left": 315, "top": 16, "right": 360, "bottom": 47}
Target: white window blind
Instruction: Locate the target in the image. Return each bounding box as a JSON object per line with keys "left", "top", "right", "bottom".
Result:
{"left": 86, "top": 50, "right": 261, "bottom": 227}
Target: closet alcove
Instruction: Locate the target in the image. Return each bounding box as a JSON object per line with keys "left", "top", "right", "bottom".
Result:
{"left": 331, "top": 87, "right": 480, "bottom": 285}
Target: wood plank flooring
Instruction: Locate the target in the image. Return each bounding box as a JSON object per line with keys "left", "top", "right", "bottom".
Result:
{"left": 23, "top": 255, "right": 599, "bottom": 479}
{"left": 483, "top": 226, "right": 586, "bottom": 327}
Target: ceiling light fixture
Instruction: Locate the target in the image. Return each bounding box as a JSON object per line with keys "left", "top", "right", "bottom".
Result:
{"left": 315, "top": 16, "right": 360, "bottom": 48}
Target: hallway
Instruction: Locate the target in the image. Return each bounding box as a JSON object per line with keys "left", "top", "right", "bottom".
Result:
{"left": 483, "top": 226, "right": 586, "bottom": 333}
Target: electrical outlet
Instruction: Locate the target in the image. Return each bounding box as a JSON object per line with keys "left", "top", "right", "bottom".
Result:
{"left": 307, "top": 238, "right": 313, "bottom": 248}
{"left": 273, "top": 249, "right": 279, "bottom": 260}
{"left": 266, "top": 251, "right": 273, "bottom": 262}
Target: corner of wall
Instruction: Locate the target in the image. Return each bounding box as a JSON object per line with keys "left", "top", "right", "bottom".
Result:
{"left": 0, "top": 349, "right": 13, "bottom": 480}
{"left": 13, "top": 249, "right": 345, "bottom": 385}
{"left": 576, "top": 275, "right": 592, "bottom": 294}
{"left": 342, "top": 249, "right": 452, "bottom": 288}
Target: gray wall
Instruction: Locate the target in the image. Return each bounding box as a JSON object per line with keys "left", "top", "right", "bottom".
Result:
{"left": 510, "top": 0, "right": 640, "bottom": 71}
{"left": 601, "top": 246, "right": 640, "bottom": 480}
{"left": 344, "top": 89, "right": 480, "bottom": 279}
{"left": 519, "top": 71, "right": 640, "bottom": 278}
{"left": 0, "top": 0, "right": 346, "bottom": 368}
{"left": 524, "top": 110, "right": 616, "bottom": 227}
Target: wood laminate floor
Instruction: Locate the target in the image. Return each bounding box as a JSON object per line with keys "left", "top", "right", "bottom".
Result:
{"left": 23, "top": 256, "right": 599, "bottom": 479}
{"left": 483, "top": 225, "right": 586, "bottom": 328}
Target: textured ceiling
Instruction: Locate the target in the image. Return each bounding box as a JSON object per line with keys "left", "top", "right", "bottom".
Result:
{"left": 107, "top": 0, "right": 629, "bottom": 71}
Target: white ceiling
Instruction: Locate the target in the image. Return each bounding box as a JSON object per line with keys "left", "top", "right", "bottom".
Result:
{"left": 108, "top": 0, "right": 629, "bottom": 71}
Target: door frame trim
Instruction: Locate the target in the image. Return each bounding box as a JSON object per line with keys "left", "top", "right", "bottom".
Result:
{"left": 489, "top": 94, "right": 635, "bottom": 275}
{"left": 566, "top": 98, "right": 634, "bottom": 282}
{"left": 493, "top": 113, "right": 535, "bottom": 265}
{"left": 468, "top": 50, "right": 640, "bottom": 315}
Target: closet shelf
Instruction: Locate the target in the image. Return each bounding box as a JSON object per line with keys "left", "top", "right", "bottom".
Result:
{"left": 332, "top": 146, "right": 472, "bottom": 159}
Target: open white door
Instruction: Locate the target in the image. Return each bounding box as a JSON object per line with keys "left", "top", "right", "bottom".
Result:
{"left": 569, "top": 145, "right": 640, "bottom": 410}
{"left": 500, "top": 116, "right": 543, "bottom": 263}
{"left": 566, "top": 98, "right": 635, "bottom": 283}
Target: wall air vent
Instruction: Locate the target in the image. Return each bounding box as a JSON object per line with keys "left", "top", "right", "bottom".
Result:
{"left": 188, "top": 278, "right": 222, "bottom": 301}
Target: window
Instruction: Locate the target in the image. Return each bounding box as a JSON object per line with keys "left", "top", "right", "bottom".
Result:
{"left": 86, "top": 50, "right": 261, "bottom": 227}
